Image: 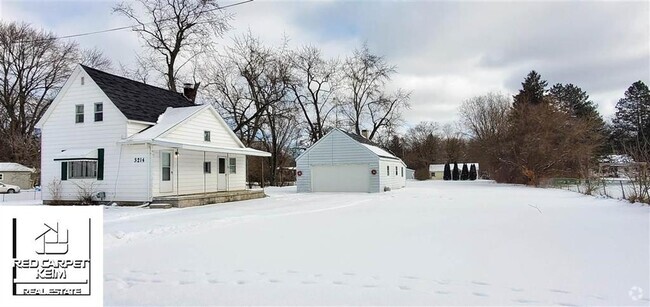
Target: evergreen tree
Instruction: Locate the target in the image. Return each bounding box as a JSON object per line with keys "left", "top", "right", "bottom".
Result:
{"left": 513, "top": 70, "right": 548, "bottom": 106}
{"left": 612, "top": 81, "right": 650, "bottom": 148}
{"left": 443, "top": 163, "right": 451, "bottom": 180}
{"left": 469, "top": 164, "right": 477, "bottom": 180}
{"left": 452, "top": 162, "right": 460, "bottom": 180}
{"left": 548, "top": 83, "right": 601, "bottom": 120}
{"left": 460, "top": 163, "right": 469, "bottom": 180}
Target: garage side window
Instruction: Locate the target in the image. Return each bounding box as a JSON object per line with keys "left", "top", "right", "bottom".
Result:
{"left": 395, "top": 166, "right": 398, "bottom": 175}
{"left": 0, "top": 173, "right": 3, "bottom": 180}
{"left": 401, "top": 167, "right": 404, "bottom": 177}
{"left": 386, "top": 165, "right": 389, "bottom": 176}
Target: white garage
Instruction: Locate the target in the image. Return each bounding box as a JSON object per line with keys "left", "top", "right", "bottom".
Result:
{"left": 296, "top": 129, "right": 407, "bottom": 193}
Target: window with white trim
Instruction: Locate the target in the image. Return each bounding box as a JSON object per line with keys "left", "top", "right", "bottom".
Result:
{"left": 94, "top": 103, "right": 103, "bottom": 122}
{"left": 204, "top": 161, "right": 212, "bottom": 173}
{"left": 395, "top": 166, "right": 398, "bottom": 175}
{"left": 229, "top": 158, "right": 237, "bottom": 174}
{"left": 68, "top": 161, "right": 97, "bottom": 179}
{"left": 204, "top": 131, "right": 211, "bottom": 142}
{"left": 386, "top": 165, "right": 390, "bottom": 176}
{"left": 75, "top": 104, "right": 84, "bottom": 123}
{"left": 0, "top": 173, "right": 3, "bottom": 181}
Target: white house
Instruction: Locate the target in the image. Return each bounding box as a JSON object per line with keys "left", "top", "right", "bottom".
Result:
{"left": 296, "top": 129, "right": 406, "bottom": 193}
{"left": 36, "top": 64, "right": 270, "bottom": 207}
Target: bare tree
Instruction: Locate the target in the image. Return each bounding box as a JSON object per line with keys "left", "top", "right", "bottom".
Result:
{"left": 80, "top": 47, "right": 113, "bottom": 71}
{"left": 0, "top": 22, "right": 84, "bottom": 167}
{"left": 340, "top": 44, "right": 409, "bottom": 139}
{"left": 289, "top": 45, "right": 339, "bottom": 144}
{"left": 458, "top": 93, "right": 511, "bottom": 178}
{"left": 113, "top": 0, "right": 231, "bottom": 91}
{"left": 204, "top": 33, "right": 292, "bottom": 145}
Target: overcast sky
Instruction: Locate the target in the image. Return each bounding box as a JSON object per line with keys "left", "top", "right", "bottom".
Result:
{"left": 2, "top": 0, "right": 648, "bottom": 127}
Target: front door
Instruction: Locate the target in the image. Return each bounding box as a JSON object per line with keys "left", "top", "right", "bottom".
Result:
{"left": 217, "top": 157, "right": 227, "bottom": 191}
{"left": 160, "top": 151, "right": 173, "bottom": 193}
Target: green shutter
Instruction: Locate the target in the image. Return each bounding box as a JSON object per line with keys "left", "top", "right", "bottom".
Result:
{"left": 97, "top": 148, "right": 104, "bottom": 180}
{"left": 61, "top": 162, "right": 68, "bottom": 180}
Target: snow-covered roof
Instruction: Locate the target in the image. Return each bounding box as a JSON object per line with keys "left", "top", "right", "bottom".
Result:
{"left": 360, "top": 144, "right": 399, "bottom": 160}
{"left": 429, "top": 164, "right": 445, "bottom": 172}
{"left": 126, "top": 105, "right": 205, "bottom": 142}
{"left": 600, "top": 154, "right": 634, "bottom": 165}
{"left": 0, "top": 162, "right": 34, "bottom": 172}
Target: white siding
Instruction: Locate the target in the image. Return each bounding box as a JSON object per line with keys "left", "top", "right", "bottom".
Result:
{"left": 296, "top": 130, "right": 380, "bottom": 193}
{"left": 379, "top": 158, "right": 407, "bottom": 191}
{"left": 227, "top": 154, "right": 246, "bottom": 190}
{"left": 164, "top": 109, "right": 240, "bottom": 147}
{"left": 127, "top": 122, "right": 151, "bottom": 137}
{"left": 151, "top": 150, "right": 247, "bottom": 197}
{"left": 41, "top": 69, "right": 149, "bottom": 203}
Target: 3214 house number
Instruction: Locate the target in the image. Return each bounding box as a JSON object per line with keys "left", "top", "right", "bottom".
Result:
{"left": 134, "top": 157, "right": 145, "bottom": 163}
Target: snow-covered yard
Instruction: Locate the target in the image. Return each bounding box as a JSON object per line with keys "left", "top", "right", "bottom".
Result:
{"left": 103, "top": 180, "right": 650, "bottom": 306}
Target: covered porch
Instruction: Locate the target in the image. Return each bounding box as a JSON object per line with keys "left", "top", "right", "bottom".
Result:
{"left": 121, "top": 138, "right": 271, "bottom": 207}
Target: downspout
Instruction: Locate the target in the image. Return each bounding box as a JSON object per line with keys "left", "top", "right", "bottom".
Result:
{"left": 176, "top": 148, "right": 179, "bottom": 197}
{"left": 227, "top": 153, "right": 230, "bottom": 191}
{"left": 147, "top": 143, "right": 152, "bottom": 202}
{"left": 203, "top": 151, "right": 206, "bottom": 194}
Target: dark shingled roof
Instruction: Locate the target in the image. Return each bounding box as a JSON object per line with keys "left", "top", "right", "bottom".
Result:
{"left": 81, "top": 65, "right": 195, "bottom": 123}
{"left": 341, "top": 130, "right": 400, "bottom": 160}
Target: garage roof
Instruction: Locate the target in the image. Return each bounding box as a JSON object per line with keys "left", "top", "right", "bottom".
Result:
{"left": 0, "top": 162, "right": 35, "bottom": 172}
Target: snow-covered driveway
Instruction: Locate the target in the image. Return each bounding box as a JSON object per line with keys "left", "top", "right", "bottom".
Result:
{"left": 104, "top": 181, "right": 650, "bottom": 306}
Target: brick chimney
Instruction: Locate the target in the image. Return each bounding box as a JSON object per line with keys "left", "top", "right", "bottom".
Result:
{"left": 183, "top": 82, "right": 200, "bottom": 103}
{"left": 361, "top": 129, "right": 369, "bottom": 139}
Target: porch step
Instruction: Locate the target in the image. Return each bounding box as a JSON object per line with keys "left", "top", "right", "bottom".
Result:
{"left": 149, "top": 203, "right": 173, "bottom": 209}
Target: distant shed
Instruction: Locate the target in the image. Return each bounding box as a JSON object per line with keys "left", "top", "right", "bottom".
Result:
{"left": 0, "top": 162, "right": 35, "bottom": 189}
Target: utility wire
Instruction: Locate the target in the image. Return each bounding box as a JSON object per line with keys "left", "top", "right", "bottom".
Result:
{"left": 14, "top": 0, "right": 253, "bottom": 44}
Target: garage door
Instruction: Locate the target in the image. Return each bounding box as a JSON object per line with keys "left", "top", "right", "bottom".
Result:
{"left": 311, "top": 164, "right": 369, "bottom": 192}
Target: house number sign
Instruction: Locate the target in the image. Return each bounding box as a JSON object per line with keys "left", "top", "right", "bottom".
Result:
{"left": 133, "top": 157, "right": 145, "bottom": 163}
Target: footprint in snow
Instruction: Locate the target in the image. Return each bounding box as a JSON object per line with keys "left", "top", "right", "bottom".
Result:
{"left": 236, "top": 280, "right": 247, "bottom": 285}
{"left": 287, "top": 270, "right": 299, "bottom": 274}
{"left": 343, "top": 272, "right": 356, "bottom": 276}
{"left": 401, "top": 275, "right": 419, "bottom": 280}
{"left": 178, "top": 280, "right": 195, "bottom": 285}
{"left": 332, "top": 281, "right": 346, "bottom": 285}
{"left": 180, "top": 269, "right": 193, "bottom": 273}
{"left": 435, "top": 290, "right": 450, "bottom": 295}
{"left": 398, "top": 285, "right": 411, "bottom": 290}
{"left": 512, "top": 299, "right": 538, "bottom": 304}
{"left": 549, "top": 289, "right": 570, "bottom": 294}
{"left": 362, "top": 284, "right": 379, "bottom": 288}
{"left": 471, "top": 281, "right": 490, "bottom": 286}
{"left": 556, "top": 303, "right": 577, "bottom": 307}
{"left": 314, "top": 274, "right": 322, "bottom": 278}
{"left": 235, "top": 269, "right": 245, "bottom": 273}
{"left": 511, "top": 288, "right": 525, "bottom": 292}
{"left": 472, "top": 292, "right": 489, "bottom": 297}
{"left": 151, "top": 279, "right": 162, "bottom": 283}
{"left": 258, "top": 272, "right": 267, "bottom": 276}
{"left": 301, "top": 280, "right": 318, "bottom": 285}
{"left": 268, "top": 279, "right": 281, "bottom": 283}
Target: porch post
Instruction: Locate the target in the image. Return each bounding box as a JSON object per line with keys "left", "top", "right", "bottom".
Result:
{"left": 226, "top": 153, "right": 230, "bottom": 192}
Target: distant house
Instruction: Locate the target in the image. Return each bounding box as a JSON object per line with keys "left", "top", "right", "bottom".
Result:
{"left": 36, "top": 64, "right": 270, "bottom": 207}
{"left": 0, "top": 162, "right": 35, "bottom": 189}
{"left": 429, "top": 163, "right": 480, "bottom": 180}
{"left": 429, "top": 164, "right": 445, "bottom": 180}
{"left": 296, "top": 129, "right": 406, "bottom": 193}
